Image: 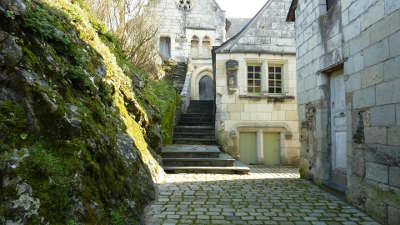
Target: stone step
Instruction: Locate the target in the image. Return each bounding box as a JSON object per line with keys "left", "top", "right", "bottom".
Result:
{"left": 189, "top": 100, "right": 214, "bottom": 104}
{"left": 174, "top": 130, "right": 215, "bottom": 135}
{"left": 173, "top": 138, "right": 216, "bottom": 145}
{"left": 186, "top": 108, "right": 213, "bottom": 112}
{"left": 187, "top": 108, "right": 213, "bottom": 111}
{"left": 162, "top": 145, "right": 220, "bottom": 158}
{"left": 188, "top": 105, "right": 213, "bottom": 108}
{"left": 174, "top": 125, "right": 215, "bottom": 133}
{"left": 178, "top": 121, "right": 214, "bottom": 126}
{"left": 174, "top": 133, "right": 215, "bottom": 139}
{"left": 188, "top": 102, "right": 213, "bottom": 106}
{"left": 163, "top": 156, "right": 235, "bottom": 167}
{"left": 179, "top": 118, "right": 213, "bottom": 123}
{"left": 180, "top": 113, "right": 213, "bottom": 118}
{"left": 174, "top": 132, "right": 215, "bottom": 137}
{"left": 163, "top": 166, "right": 250, "bottom": 174}
{"left": 161, "top": 145, "right": 250, "bottom": 174}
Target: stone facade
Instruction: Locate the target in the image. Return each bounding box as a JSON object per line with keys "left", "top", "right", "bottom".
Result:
{"left": 214, "top": 0, "right": 300, "bottom": 166}
{"left": 151, "top": 0, "right": 226, "bottom": 99}
{"left": 288, "top": 0, "right": 400, "bottom": 224}
{"left": 152, "top": 0, "right": 226, "bottom": 61}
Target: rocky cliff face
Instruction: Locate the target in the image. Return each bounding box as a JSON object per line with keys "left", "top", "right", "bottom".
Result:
{"left": 0, "top": 0, "right": 177, "bottom": 224}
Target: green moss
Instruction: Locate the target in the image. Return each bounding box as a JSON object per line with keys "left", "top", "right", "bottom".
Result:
{"left": 142, "top": 80, "right": 180, "bottom": 145}
{"left": 65, "top": 65, "right": 91, "bottom": 88}
{"left": 110, "top": 206, "right": 125, "bottom": 225}
{"left": 0, "top": 0, "right": 175, "bottom": 224}
{"left": 299, "top": 165, "right": 307, "bottom": 179}
{"left": 372, "top": 186, "right": 400, "bottom": 204}
{"left": 24, "top": 3, "right": 72, "bottom": 47}
{"left": 22, "top": 47, "right": 42, "bottom": 72}
{"left": 0, "top": 101, "right": 28, "bottom": 150}
{"left": 14, "top": 143, "right": 76, "bottom": 223}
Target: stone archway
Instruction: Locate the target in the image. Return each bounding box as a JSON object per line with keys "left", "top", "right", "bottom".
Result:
{"left": 190, "top": 66, "right": 213, "bottom": 100}
{"left": 199, "top": 75, "right": 214, "bottom": 100}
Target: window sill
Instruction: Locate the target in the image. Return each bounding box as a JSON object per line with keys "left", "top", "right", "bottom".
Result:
{"left": 239, "top": 94, "right": 295, "bottom": 100}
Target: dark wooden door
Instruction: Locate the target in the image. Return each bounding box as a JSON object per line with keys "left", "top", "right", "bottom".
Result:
{"left": 199, "top": 76, "right": 214, "bottom": 100}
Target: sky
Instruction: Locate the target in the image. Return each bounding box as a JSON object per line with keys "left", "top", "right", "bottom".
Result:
{"left": 216, "top": 0, "right": 268, "bottom": 18}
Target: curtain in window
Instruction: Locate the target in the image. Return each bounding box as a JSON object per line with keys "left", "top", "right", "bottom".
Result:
{"left": 159, "top": 37, "right": 171, "bottom": 60}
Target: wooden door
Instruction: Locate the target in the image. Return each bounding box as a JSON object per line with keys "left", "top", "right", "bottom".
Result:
{"left": 263, "top": 133, "right": 280, "bottom": 166}
{"left": 199, "top": 75, "right": 214, "bottom": 100}
{"left": 239, "top": 132, "right": 258, "bottom": 165}
{"left": 330, "top": 69, "right": 347, "bottom": 185}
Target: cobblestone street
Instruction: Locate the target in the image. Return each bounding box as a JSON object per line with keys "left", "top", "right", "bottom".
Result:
{"left": 145, "top": 168, "right": 379, "bottom": 225}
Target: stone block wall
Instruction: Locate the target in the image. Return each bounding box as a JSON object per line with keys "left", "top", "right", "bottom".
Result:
{"left": 151, "top": 0, "right": 225, "bottom": 62}
{"left": 294, "top": 0, "right": 400, "bottom": 224}
{"left": 215, "top": 53, "right": 300, "bottom": 166}
{"left": 151, "top": 0, "right": 187, "bottom": 61}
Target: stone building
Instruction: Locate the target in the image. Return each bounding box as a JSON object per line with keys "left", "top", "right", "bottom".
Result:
{"left": 287, "top": 0, "right": 400, "bottom": 224}
{"left": 213, "top": 0, "right": 300, "bottom": 167}
{"left": 151, "top": 0, "right": 226, "bottom": 100}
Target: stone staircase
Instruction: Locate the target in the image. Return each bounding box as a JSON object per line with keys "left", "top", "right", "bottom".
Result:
{"left": 172, "top": 62, "right": 187, "bottom": 92}
{"left": 174, "top": 100, "right": 216, "bottom": 145}
{"left": 163, "top": 61, "right": 188, "bottom": 93}
{"left": 162, "top": 101, "right": 250, "bottom": 174}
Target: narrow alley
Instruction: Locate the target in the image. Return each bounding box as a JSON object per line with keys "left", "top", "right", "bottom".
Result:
{"left": 145, "top": 168, "right": 378, "bottom": 225}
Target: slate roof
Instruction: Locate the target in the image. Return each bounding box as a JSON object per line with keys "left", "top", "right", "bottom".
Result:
{"left": 226, "top": 18, "right": 251, "bottom": 39}
{"left": 215, "top": 0, "right": 295, "bottom": 54}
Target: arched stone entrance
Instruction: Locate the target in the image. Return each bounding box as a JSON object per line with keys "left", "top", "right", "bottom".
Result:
{"left": 199, "top": 75, "right": 214, "bottom": 100}
{"left": 190, "top": 66, "right": 214, "bottom": 100}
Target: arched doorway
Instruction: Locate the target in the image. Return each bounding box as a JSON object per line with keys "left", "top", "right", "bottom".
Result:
{"left": 199, "top": 75, "right": 214, "bottom": 100}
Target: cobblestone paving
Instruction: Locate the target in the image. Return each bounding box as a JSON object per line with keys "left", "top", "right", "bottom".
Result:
{"left": 145, "top": 167, "right": 379, "bottom": 225}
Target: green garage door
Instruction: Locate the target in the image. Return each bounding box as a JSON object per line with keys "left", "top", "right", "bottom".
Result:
{"left": 263, "top": 133, "right": 280, "bottom": 166}
{"left": 239, "top": 132, "right": 258, "bottom": 164}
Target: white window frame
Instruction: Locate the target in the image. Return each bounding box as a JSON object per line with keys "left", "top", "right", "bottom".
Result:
{"left": 268, "top": 64, "right": 283, "bottom": 95}
{"left": 247, "top": 63, "right": 263, "bottom": 94}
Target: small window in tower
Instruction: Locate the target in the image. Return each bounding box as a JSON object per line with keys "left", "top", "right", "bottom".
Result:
{"left": 191, "top": 35, "right": 199, "bottom": 48}
{"left": 159, "top": 36, "right": 171, "bottom": 60}
{"left": 203, "top": 36, "right": 211, "bottom": 49}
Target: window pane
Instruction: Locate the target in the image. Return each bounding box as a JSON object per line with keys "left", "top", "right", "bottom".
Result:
{"left": 276, "top": 67, "right": 281, "bottom": 73}
{"left": 248, "top": 73, "right": 253, "bottom": 79}
{"left": 255, "top": 66, "right": 261, "bottom": 72}
{"left": 248, "top": 86, "right": 253, "bottom": 92}
{"left": 248, "top": 66, "right": 252, "bottom": 72}
{"left": 269, "top": 81, "right": 274, "bottom": 86}
{"left": 255, "top": 80, "right": 261, "bottom": 86}
{"left": 276, "top": 73, "right": 281, "bottom": 80}
{"left": 276, "top": 88, "right": 282, "bottom": 93}
{"left": 248, "top": 80, "right": 254, "bottom": 86}
{"left": 255, "top": 86, "right": 261, "bottom": 93}
{"left": 268, "top": 67, "right": 274, "bottom": 73}
{"left": 269, "top": 73, "right": 274, "bottom": 79}
{"left": 269, "top": 88, "right": 274, "bottom": 93}
{"left": 255, "top": 73, "right": 261, "bottom": 79}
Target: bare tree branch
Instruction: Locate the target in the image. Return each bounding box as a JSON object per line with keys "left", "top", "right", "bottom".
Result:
{"left": 87, "top": 0, "right": 161, "bottom": 78}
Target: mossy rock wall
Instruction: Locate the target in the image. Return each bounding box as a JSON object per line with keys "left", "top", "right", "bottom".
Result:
{"left": 0, "top": 0, "right": 178, "bottom": 224}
